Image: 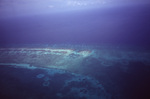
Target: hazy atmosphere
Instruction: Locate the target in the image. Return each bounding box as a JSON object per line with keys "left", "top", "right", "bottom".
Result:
{"left": 0, "top": 0, "right": 150, "bottom": 47}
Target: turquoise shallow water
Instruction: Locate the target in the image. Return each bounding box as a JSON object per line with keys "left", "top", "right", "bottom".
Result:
{"left": 0, "top": 44, "right": 150, "bottom": 99}
{"left": 0, "top": 65, "right": 108, "bottom": 99}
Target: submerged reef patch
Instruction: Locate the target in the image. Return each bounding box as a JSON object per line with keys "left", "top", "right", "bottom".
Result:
{"left": 36, "top": 74, "right": 45, "bottom": 78}
{"left": 34, "top": 67, "right": 109, "bottom": 99}
{"left": 43, "top": 81, "right": 50, "bottom": 87}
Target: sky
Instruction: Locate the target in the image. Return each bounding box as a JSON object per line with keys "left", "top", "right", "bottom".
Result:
{"left": 0, "top": 0, "right": 150, "bottom": 47}
{"left": 0, "top": 0, "right": 150, "bottom": 18}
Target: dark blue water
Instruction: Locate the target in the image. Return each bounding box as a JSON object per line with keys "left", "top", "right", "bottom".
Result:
{"left": 0, "top": 2, "right": 150, "bottom": 99}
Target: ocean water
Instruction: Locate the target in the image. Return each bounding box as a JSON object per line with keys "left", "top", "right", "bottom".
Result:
{"left": 0, "top": 1, "right": 150, "bottom": 99}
